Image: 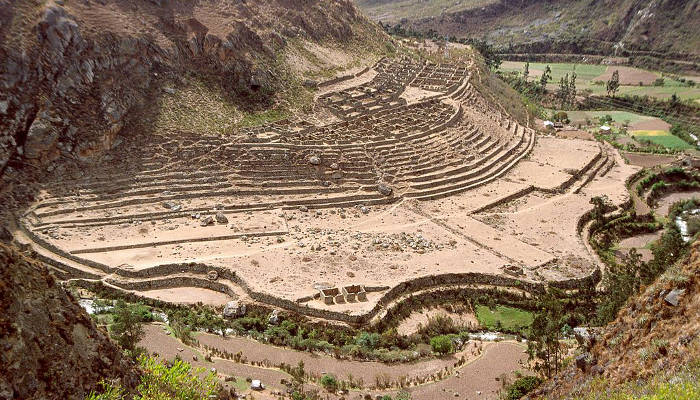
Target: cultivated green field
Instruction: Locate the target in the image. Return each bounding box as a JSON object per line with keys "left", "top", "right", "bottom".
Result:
{"left": 475, "top": 305, "right": 533, "bottom": 333}
{"left": 631, "top": 131, "right": 694, "bottom": 150}
{"left": 564, "top": 110, "right": 655, "bottom": 125}
{"left": 500, "top": 61, "right": 700, "bottom": 100}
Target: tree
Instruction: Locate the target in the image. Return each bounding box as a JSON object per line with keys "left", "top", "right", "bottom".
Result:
{"left": 596, "top": 248, "right": 643, "bottom": 324}
{"left": 606, "top": 70, "right": 620, "bottom": 97}
{"left": 523, "top": 62, "right": 530, "bottom": 80}
{"left": 527, "top": 287, "right": 566, "bottom": 378}
{"left": 539, "top": 65, "right": 552, "bottom": 90}
{"left": 569, "top": 72, "right": 577, "bottom": 102}
{"left": 590, "top": 195, "right": 612, "bottom": 225}
{"left": 430, "top": 335, "right": 454, "bottom": 354}
{"left": 110, "top": 301, "right": 145, "bottom": 351}
{"left": 557, "top": 73, "right": 571, "bottom": 108}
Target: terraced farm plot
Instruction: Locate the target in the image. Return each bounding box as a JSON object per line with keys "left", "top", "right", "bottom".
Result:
{"left": 15, "top": 55, "right": 640, "bottom": 325}
{"left": 631, "top": 131, "right": 694, "bottom": 150}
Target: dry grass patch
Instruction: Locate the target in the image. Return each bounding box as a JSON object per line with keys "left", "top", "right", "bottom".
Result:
{"left": 154, "top": 78, "right": 242, "bottom": 136}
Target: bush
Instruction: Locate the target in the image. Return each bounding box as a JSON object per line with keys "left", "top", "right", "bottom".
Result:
{"left": 653, "top": 77, "right": 665, "bottom": 86}
{"left": 320, "top": 374, "right": 338, "bottom": 391}
{"left": 506, "top": 376, "right": 542, "bottom": 400}
{"left": 86, "top": 355, "right": 219, "bottom": 400}
{"left": 430, "top": 335, "right": 454, "bottom": 355}
{"left": 355, "top": 331, "right": 381, "bottom": 350}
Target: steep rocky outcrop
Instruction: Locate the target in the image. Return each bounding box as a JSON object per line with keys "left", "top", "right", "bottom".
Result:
{"left": 0, "top": 0, "right": 378, "bottom": 176}
{"left": 0, "top": 243, "right": 138, "bottom": 400}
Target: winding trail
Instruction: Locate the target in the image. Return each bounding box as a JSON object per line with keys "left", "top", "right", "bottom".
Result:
{"left": 139, "top": 323, "right": 528, "bottom": 399}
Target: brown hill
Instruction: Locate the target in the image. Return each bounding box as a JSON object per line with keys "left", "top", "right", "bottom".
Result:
{"left": 357, "top": 0, "right": 700, "bottom": 58}
{"left": 0, "top": 243, "right": 138, "bottom": 400}
{"left": 0, "top": 0, "right": 384, "bottom": 178}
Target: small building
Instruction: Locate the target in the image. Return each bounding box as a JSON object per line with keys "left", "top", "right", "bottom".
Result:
{"left": 543, "top": 120, "right": 555, "bottom": 129}
{"left": 599, "top": 125, "right": 611, "bottom": 134}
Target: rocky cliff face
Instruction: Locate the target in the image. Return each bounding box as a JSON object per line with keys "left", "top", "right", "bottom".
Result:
{"left": 0, "top": 0, "right": 373, "bottom": 177}
{"left": 0, "top": 243, "right": 138, "bottom": 400}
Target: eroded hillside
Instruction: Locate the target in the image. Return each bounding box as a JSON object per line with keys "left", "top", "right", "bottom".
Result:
{"left": 0, "top": 0, "right": 388, "bottom": 215}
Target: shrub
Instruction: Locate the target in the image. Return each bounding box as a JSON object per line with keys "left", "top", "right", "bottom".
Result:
{"left": 429, "top": 335, "right": 454, "bottom": 355}
{"left": 653, "top": 77, "right": 665, "bottom": 86}
{"left": 355, "top": 331, "right": 381, "bottom": 350}
{"left": 320, "top": 374, "right": 338, "bottom": 391}
{"left": 506, "top": 376, "right": 542, "bottom": 400}
{"left": 86, "top": 355, "right": 219, "bottom": 400}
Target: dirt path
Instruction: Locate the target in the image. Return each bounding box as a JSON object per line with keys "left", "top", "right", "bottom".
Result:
{"left": 197, "top": 331, "right": 484, "bottom": 383}
{"left": 139, "top": 323, "right": 529, "bottom": 399}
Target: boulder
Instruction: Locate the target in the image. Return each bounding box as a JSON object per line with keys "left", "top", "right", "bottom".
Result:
{"left": 0, "top": 225, "right": 13, "bottom": 242}
{"left": 200, "top": 215, "right": 214, "bottom": 227}
{"left": 308, "top": 155, "right": 321, "bottom": 165}
{"left": 268, "top": 309, "right": 280, "bottom": 325}
{"left": 664, "top": 288, "right": 686, "bottom": 306}
{"left": 222, "top": 301, "right": 246, "bottom": 318}
{"left": 24, "top": 118, "right": 58, "bottom": 160}
{"left": 162, "top": 201, "right": 181, "bottom": 211}
{"left": 377, "top": 183, "right": 392, "bottom": 196}
{"left": 215, "top": 212, "right": 228, "bottom": 224}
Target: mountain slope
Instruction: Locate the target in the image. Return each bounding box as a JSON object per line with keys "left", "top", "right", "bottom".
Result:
{"left": 535, "top": 240, "right": 700, "bottom": 398}
{"left": 0, "top": 243, "right": 138, "bottom": 400}
{"left": 357, "top": 0, "right": 700, "bottom": 57}
{"left": 0, "top": 0, "right": 385, "bottom": 177}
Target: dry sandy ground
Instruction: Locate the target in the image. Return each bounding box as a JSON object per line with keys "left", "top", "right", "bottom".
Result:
{"left": 556, "top": 130, "right": 595, "bottom": 140}
{"left": 622, "top": 152, "right": 678, "bottom": 167}
{"left": 594, "top": 66, "right": 659, "bottom": 85}
{"left": 654, "top": 191, "right": 700, "bottom": 216}
{"left": 134, "top": 287, "right": 232, "bottom": 306}
{"left": 138, "top": 323, "right": 527, "bottom": 400}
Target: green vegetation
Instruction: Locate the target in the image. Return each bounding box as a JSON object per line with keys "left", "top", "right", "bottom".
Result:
{"left": 320, "top": 374, "right": 338, "bottom": 391}
{"left": 429, "top": 335, "right": 454, "bottom": 355}
{"left": 527, "top": 288, "right": 568, "bottom": 378}
{"left": 86, "top": 355, "right": 219, "bottom": 400}
{"left": 505, "top": 376, "right": 543, "bottom": 400}
{"left": 109, "top": 301, "right": 150, "bottom": 352}
{"left": 475, "top": 305, "right": 533, "bottom": 334}
{"left": 572, "top": 364, "right": 700, "bottom": 400}
{"left": 154, "top": 78, "right": 242, "bottom": 136}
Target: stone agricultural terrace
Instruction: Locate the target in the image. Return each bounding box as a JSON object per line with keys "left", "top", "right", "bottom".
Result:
{"left": 16, "top": 56, "right": 639, "bottom": 324}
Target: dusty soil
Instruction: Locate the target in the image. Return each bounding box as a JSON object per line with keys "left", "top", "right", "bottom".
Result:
{"left": 134, "top": 287, "right": 232, "bottom": 306}
{"left": 654, "top": 191, "right": 700, "bottom": 216}
{"left": 622, "top": 152, "right": 677, "bottom": 167}
{"left": 399, "top": 306, "right": 480, "bottom": 336}
{"left": 556, "top": 130, "right": 594, "bottom": 140}
{"left": 593, "top": 66, "right": 659, "bottom": 85}
{"left": 629, "top": 118, "right": 671, "bottom": 132}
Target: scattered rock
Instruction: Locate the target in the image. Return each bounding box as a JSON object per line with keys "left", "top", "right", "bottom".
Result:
{"left": 200, "top": 215, "right": 214, "bottom": 227}
{"left": 162, "top": 201, "right": 181, "bottom": 211}
{"left": 377, "top": 182, "right": 393, "bottom": 196}
{"left": 215, "top": 212, "right": 228, "bottom": 224}
{"left": 268, "top": 309, "right": 280, "bottom": 325}
{"left": 207, "top": 270, "right": 218, "bottom": 281}
{"left": 302, "top": 79, "right": 318, "bottom": 89}
{"left": 163, "top": 87, "right": 176, "bottom": 94}
{"left": 299, "top": 205, "right": 309, "bottom": 212}
{"left": 0, "top": 225, "right": 13, "bottom": 242}
{"left": 664, "top": 288, "right": 686, "bottom": 306}
{"left": 308, "top": 155, "right": 321, "bottom": 165}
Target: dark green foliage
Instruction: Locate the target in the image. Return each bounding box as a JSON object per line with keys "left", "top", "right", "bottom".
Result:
{"left": 110, "top": 300, "right": 146, "bottom": 351}
{"left": 527, "top": 288, "right": 567, "bottom": 378}
{"left": 429, "top": 335, "right": 454, "bottom": 355}
{"left": 320, "top": 374, "right": 338, "bottom": 391}
{"left": 606, "top": 70, "right": 620, "bottom": 96}
{"left": 506, "top": 376, "right": 543, "bottom": 400}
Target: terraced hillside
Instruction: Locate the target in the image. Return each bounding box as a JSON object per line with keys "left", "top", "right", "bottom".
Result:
{"left": 12, "top": 47, "right": 642, "bottom": 325}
